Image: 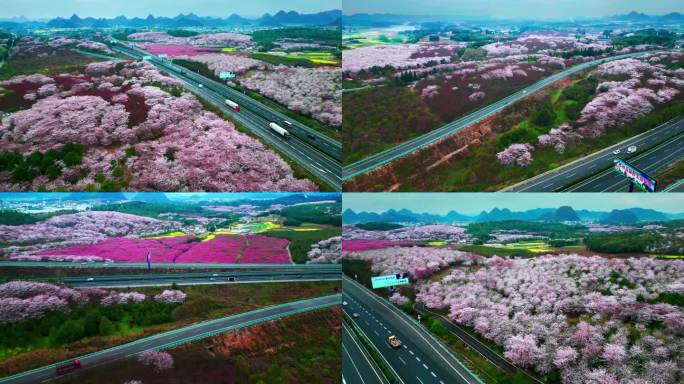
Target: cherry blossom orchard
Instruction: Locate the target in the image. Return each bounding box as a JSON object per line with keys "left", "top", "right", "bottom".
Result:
{"left": 0, "top": 57, "right": 316, "bottom": 191}
{"left": 416, "top": 255, "right": 683, "bottom": 384}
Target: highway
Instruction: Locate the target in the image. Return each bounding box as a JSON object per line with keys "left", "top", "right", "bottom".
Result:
{"left": 663, "top": 179, "right": 684, "bottom": 192}
{"left": 343, "top": 277, "right": 483, "bottom": 384}
{"left": 562, "top": 130, "right": 684, "bottom": 192}
{"left": 0, "top": 260, "right": 341, "bottom": 271}
{"left": 505, "top": 117, "right": 684, "bottom": 191}
{"left": 342, "top": 322, "right": 388, "bottom": 384}
{"left": 342, "top": 51, "right": 658, "bottom": 181}
{"left": 50, "top": 270, "right": 341, "bottom": 288}
{"left": 0, "top": 294, "right": 341, "bottom": 384}
{"left": 111, "top": 43, "right": 341, "bottom": 190}
{"left": 414, "top": 304, "right": 543, "bottom": 384}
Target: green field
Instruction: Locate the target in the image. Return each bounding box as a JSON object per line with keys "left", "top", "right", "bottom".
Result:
{"left": 263, "top": 227, "right": 341, "bottom": 264}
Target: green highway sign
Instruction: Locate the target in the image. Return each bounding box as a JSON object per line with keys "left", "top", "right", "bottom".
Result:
{"left": 371, "top": 273, "right": 409, "bottom": 289}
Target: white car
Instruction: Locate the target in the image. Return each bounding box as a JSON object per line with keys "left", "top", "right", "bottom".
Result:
{"left": 198, "top": 84, "right": 203, "bottom": 88}
{"left": 352, "top": 313, "right": 360, "bottom": 318}
{"left": 86, "top": 277, "right": 94, "bottom": 281}
{"left": 627, "top": 145, "right": 637, "bottom": 154}
{"left": 342, "top": 301, "right": 348, "bottom": 306}
{"left": 612, "top": 149, "right": 621, "bottom": 155}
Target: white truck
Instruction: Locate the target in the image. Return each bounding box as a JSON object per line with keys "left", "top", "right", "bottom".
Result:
{"left": 224, "top": 99, "right": 241, "bottom": 112}
{"left": 269, "top": 122, "right": 290, "bottom": 138}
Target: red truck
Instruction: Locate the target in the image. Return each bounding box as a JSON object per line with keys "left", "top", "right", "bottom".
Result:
{"left": 56, "top": 360, "right": 81, "bottom": 375}
{"left": 225, "top": 99, "right": 241, "bottom": 112}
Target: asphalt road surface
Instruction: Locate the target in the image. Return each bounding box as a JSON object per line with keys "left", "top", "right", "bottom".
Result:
{"left": 111, "top": 44, "right": 341, "bottom": 190}
{"left": 342, "top": 323, "right": 388, "bottom": 384}
{"left": 342, "top": 51, "right": 659, "bottom": 181}
{"left": 0, "top": 261, "right": 340, "bottom": 271}
{"left": 343, "top": 277, "right": 483, "bottom": 384}
{"left": 53, "top": 270, "right": 341, "bottom": 288}
{"left": 562, "top": 131, "right": 684, "bottom": 192}
{"left": 504, "top": 117, "right": 684, "bottom": 191}
{"left": 0, "top": 294, "right": 341, "bottom": 384}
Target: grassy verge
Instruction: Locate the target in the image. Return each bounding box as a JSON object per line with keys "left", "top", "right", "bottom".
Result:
{"left": 262, "top": 227, "right": 341, "bottom": 264}
{"left": 418, "top": 314, "right": 531, "bottom": 384}
{"left": 653, "top": 156, "right": 684, "bottom": 190}
{"left": 0, "top": 281, "right": 339, "bottom": 377}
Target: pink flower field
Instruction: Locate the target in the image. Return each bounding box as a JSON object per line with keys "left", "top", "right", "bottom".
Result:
{"left": 174, "top": 235, "right": 245, "bottom": 263}
{"left": 241, "top": 235, "right": 290, "bottom": 263}
{"left": 36, "top": 234, "right": 291, "bottom": 264}
{"left": 342, "top": 240, "right": 416, "bottom": 252}
{"left": 142, "top": 44, "right": 219, "bottom": 57}
{"left": 38, "top": 236, "right": 198, "bottom": 263}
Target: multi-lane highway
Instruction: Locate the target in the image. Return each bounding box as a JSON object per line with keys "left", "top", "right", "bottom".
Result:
{"left": 343, "top": 277, "right": 483, "bottom": 384}
{"left": 562, "top": 131, "right": 684, "bottom": 192}
{"left": 111, "top": 43, "right": 341, "bottom": 190}
{"left": 342, "top": 322, "right": 388, "bottom": 384}
{"left": 0, "top": 294, "right": 341, "bottom": 384}
{"left": 51, "top": 270, "right": 341, "bottom": 288}
{"left": 505, "top": 117, "right": 684, "bottom": 191}
{"left": 342, "top": 51, "right": 658, "bottom": 181}
{"left": 0, "top": 261, "right": 340, "bottom": 270}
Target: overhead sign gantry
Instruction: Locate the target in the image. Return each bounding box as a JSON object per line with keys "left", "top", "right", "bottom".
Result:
{"left": 613, "top": 158, "right": 657, "bottom": 192}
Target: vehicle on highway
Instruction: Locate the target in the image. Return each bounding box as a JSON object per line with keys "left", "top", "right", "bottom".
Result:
{"left": 56, "top": 360, "right": 81, "bottom": 375}
{"left": 627, "top": 145, "right": 637, "bottom": 154}
{"left": 198, "top": 84, "right": 203, "bottom": 88}
{"left": 612, "top": 148, "right": 621, "bottom": 155}
{"left": 283, "top": 120, "right": 293, "bottom": 127}
{"left": 343, "top": 301, "right": 348, "bottom": 306}
{"left": 269, "top": 122, "right": 290, "bottom": 138}
{"left": 387, "top": 335, "right": 402, "bottom": 348}
{"left": 86, "top": 277, "right": 94, "bottom": 281}
{"left": 352, "top": 313, "right": 360, "bottom": 318}
{"left": 225, "top": 99, "right": 241, "bottom": 112}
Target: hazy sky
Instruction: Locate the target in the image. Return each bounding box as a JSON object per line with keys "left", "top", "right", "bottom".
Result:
{"left": 344, "top": 0, "right": 684, "bottom": 19}
{"left": 344, "top": 193, "right": 684, "bottom": 215}
{"left": 0, "top": 0, "right": 340, "bottom": 19}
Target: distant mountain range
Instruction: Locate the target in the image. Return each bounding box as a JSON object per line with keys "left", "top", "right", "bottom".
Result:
{"left": 0, "top": 193, "right": 341, "bottom": 207}
{"left": 343, "top": 206, "right": 680, "bottom": 225}
{"left": 36, "top": 10, "right": 341, "bottom": 29}
{"left": 610, "top": 11, "right": 684, "bottom": 23}
{"left": 342, "top": 10, "right": 684, "bottom": 26}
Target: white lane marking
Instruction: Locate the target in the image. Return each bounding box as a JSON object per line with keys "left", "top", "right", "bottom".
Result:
{"left": 409, "top": 350, "right": 414, "bottom": 355}
{"left": 416, "top": 356, "right": 421, "bottom": 362}
{"left": 416, "top": 376, "right": 424, "bottom": 384}
{"left": 431, "top": 372, "right": 437, "bottom": 378}
{"left": 342, "top": 344, "right": 367, "bottom": 384}
{"left": 399, "top": 357, "right": 407, "bottom": 365}
{"left": 422, "top": 363, "right": 428, "bottom": 370}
